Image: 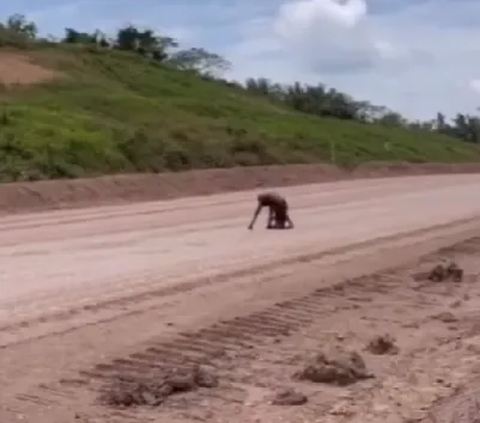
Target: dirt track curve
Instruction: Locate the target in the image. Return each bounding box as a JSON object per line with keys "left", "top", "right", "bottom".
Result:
{"left": 3, "top": 173, "right": 480, "bottom": 423}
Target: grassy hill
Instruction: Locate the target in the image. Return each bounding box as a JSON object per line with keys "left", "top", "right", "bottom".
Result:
{"left": 0, "top": 44, "right": 480, "bottom": 182}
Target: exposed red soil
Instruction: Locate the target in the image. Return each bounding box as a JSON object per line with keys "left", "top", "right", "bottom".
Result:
{"left": 1, "top": 162, "right": 480, "bottom": 214}
{"left": 0, "top": 52, "right": 60, "bottom": 85}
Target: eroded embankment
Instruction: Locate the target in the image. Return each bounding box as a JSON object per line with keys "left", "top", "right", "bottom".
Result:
{"left": 1, "top": 162, "right": 480, "bottom": 214}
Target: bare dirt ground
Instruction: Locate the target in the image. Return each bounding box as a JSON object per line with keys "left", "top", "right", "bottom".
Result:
{"left": 0, "top": 52, "right": 60, "bottom": 85}
{"left": 2, "top": 174, "right": 480, "bottom": 422}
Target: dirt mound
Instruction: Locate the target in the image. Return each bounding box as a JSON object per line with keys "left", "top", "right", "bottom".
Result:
{"left": 271, "top": 388, "right": 308, "bottom": 406}
{"left": 0, "top": 163, "right": 480, "bottom": 213}
{"left": 428, "top": 262, "right": 464, "bottom": 282}
{"left": 0, "top": 164, "right": 342, "bottom": 214}
{"left": 100, "top": 365, "right": 218, "bottom": 408}
{"left": 1, "top": 162, "right": 480, "bottom": 215}
{"left": 366, "top": 334, "right": 399, "bottom": 355}
{"left": 0, "top": 52, "right": 60, "bottom": 86}
{"left": 432, "top": 311, "right": 458, "bottom": 323}
{"left": 293, "top": 346, "right": 374, "bottom": 386}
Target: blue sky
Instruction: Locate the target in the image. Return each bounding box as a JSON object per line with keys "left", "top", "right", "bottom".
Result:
{"left": 2, "top": 0, "right": 480, "bottom": 121}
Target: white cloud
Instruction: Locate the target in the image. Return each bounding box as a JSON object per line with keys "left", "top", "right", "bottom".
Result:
{"left": 273, "top": 0, "right": 380, "bottom": 74}
{"left": 470, "top": 79, "right": 480, "bottom": 95}
{"left": 223, "top": 0, "right": 480, "bottom": 120}
{"left": 275, "top": 0, "right": 367, "bottom": 34}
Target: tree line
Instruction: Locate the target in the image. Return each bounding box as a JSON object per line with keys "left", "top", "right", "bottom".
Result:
{"left": 244, "top": 78, "right": 480, "bottom": 143}
{"left": 1, "top": 13, "right": 479, "bottom": 143}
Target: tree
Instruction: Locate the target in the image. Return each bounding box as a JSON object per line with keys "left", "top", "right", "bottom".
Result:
{"left": 374, "top": 109, "right": 407, "bottom": 128}
{"left": 0, "top": 14, "right": 38, "bottom": 47}
{"left": 169, "top": 47, "right": 231, "bottom": 77}
{"left": 114, "top": 25, "right": 177, "bottom": 61}
{"left": 2, "top": 14, "right": 37, "bottom": 39}
{"left": 63, "top": 28, "right": 97, "bottom": 44}
{"left": 435, "top": 112, "right": 447, "bottom": 132}
{"left": 409, "top": 120, "right": 434, "bottom": 131}
{"left": 245, "top": 77, "right": 276, "bottom": 97}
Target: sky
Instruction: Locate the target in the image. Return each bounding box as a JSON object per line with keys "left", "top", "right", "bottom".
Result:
{"left": 2, "top": 0, "right": 480, "bottom": 121}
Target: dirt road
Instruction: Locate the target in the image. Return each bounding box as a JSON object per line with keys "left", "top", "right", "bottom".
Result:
{"left": 2, "top": 174, "right": 480, "bottom": 423}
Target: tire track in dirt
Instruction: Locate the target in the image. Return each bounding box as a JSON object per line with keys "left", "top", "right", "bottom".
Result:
{"left": 14, "top": 244, "right": 454, "bottom": 412}
{"left": 2, "top": 215, "right": 479, "bottom": 350}
{"left": 3, "top": 228, "right": 480, "bottom": 423}
{"left": 49, "top": 237, "right": 480, "bottom": 423}
{"left": 16, "top": 275, "right": 370, "bottom": 416}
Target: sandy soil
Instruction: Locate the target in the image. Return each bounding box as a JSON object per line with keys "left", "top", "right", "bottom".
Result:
{"left": 0, "top": 52, "right": 59, "bottom": 85}
{"left": 0, "top": 174, "right": 480, "bottom": 423}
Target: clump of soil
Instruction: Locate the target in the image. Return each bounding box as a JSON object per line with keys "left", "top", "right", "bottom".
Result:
{"left": 293, "top": 346, "right": 374, "bottom": 386}
{"left": 100, "top": 365, "right": 218, "bottom": 407}
{"left": 423, "top": 388, "right": 480, "bottom": 423}
{"left": 428, "top": 262, "right": 464, "bottom": 282}
{"left": 366, "top": 333, "right": 399, "bottom": 355}
{"left": 271, "top": 388, "right": 308, "bottom": 406}
{"left": 432, "top": 311, "right": 458, "bottom": 323}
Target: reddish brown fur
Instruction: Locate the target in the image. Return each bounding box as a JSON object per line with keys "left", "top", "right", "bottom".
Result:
{"left": 249, "top": 191, "right": 294, "bottom": 230}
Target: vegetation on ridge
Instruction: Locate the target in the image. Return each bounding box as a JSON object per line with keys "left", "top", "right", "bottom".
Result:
{"left": 0, "top": 13, "right": 479, "bottom": 182}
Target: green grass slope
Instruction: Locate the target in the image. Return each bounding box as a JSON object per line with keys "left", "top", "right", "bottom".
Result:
{"left": 0, "top": 44, "right": 480, "bottom": 182}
